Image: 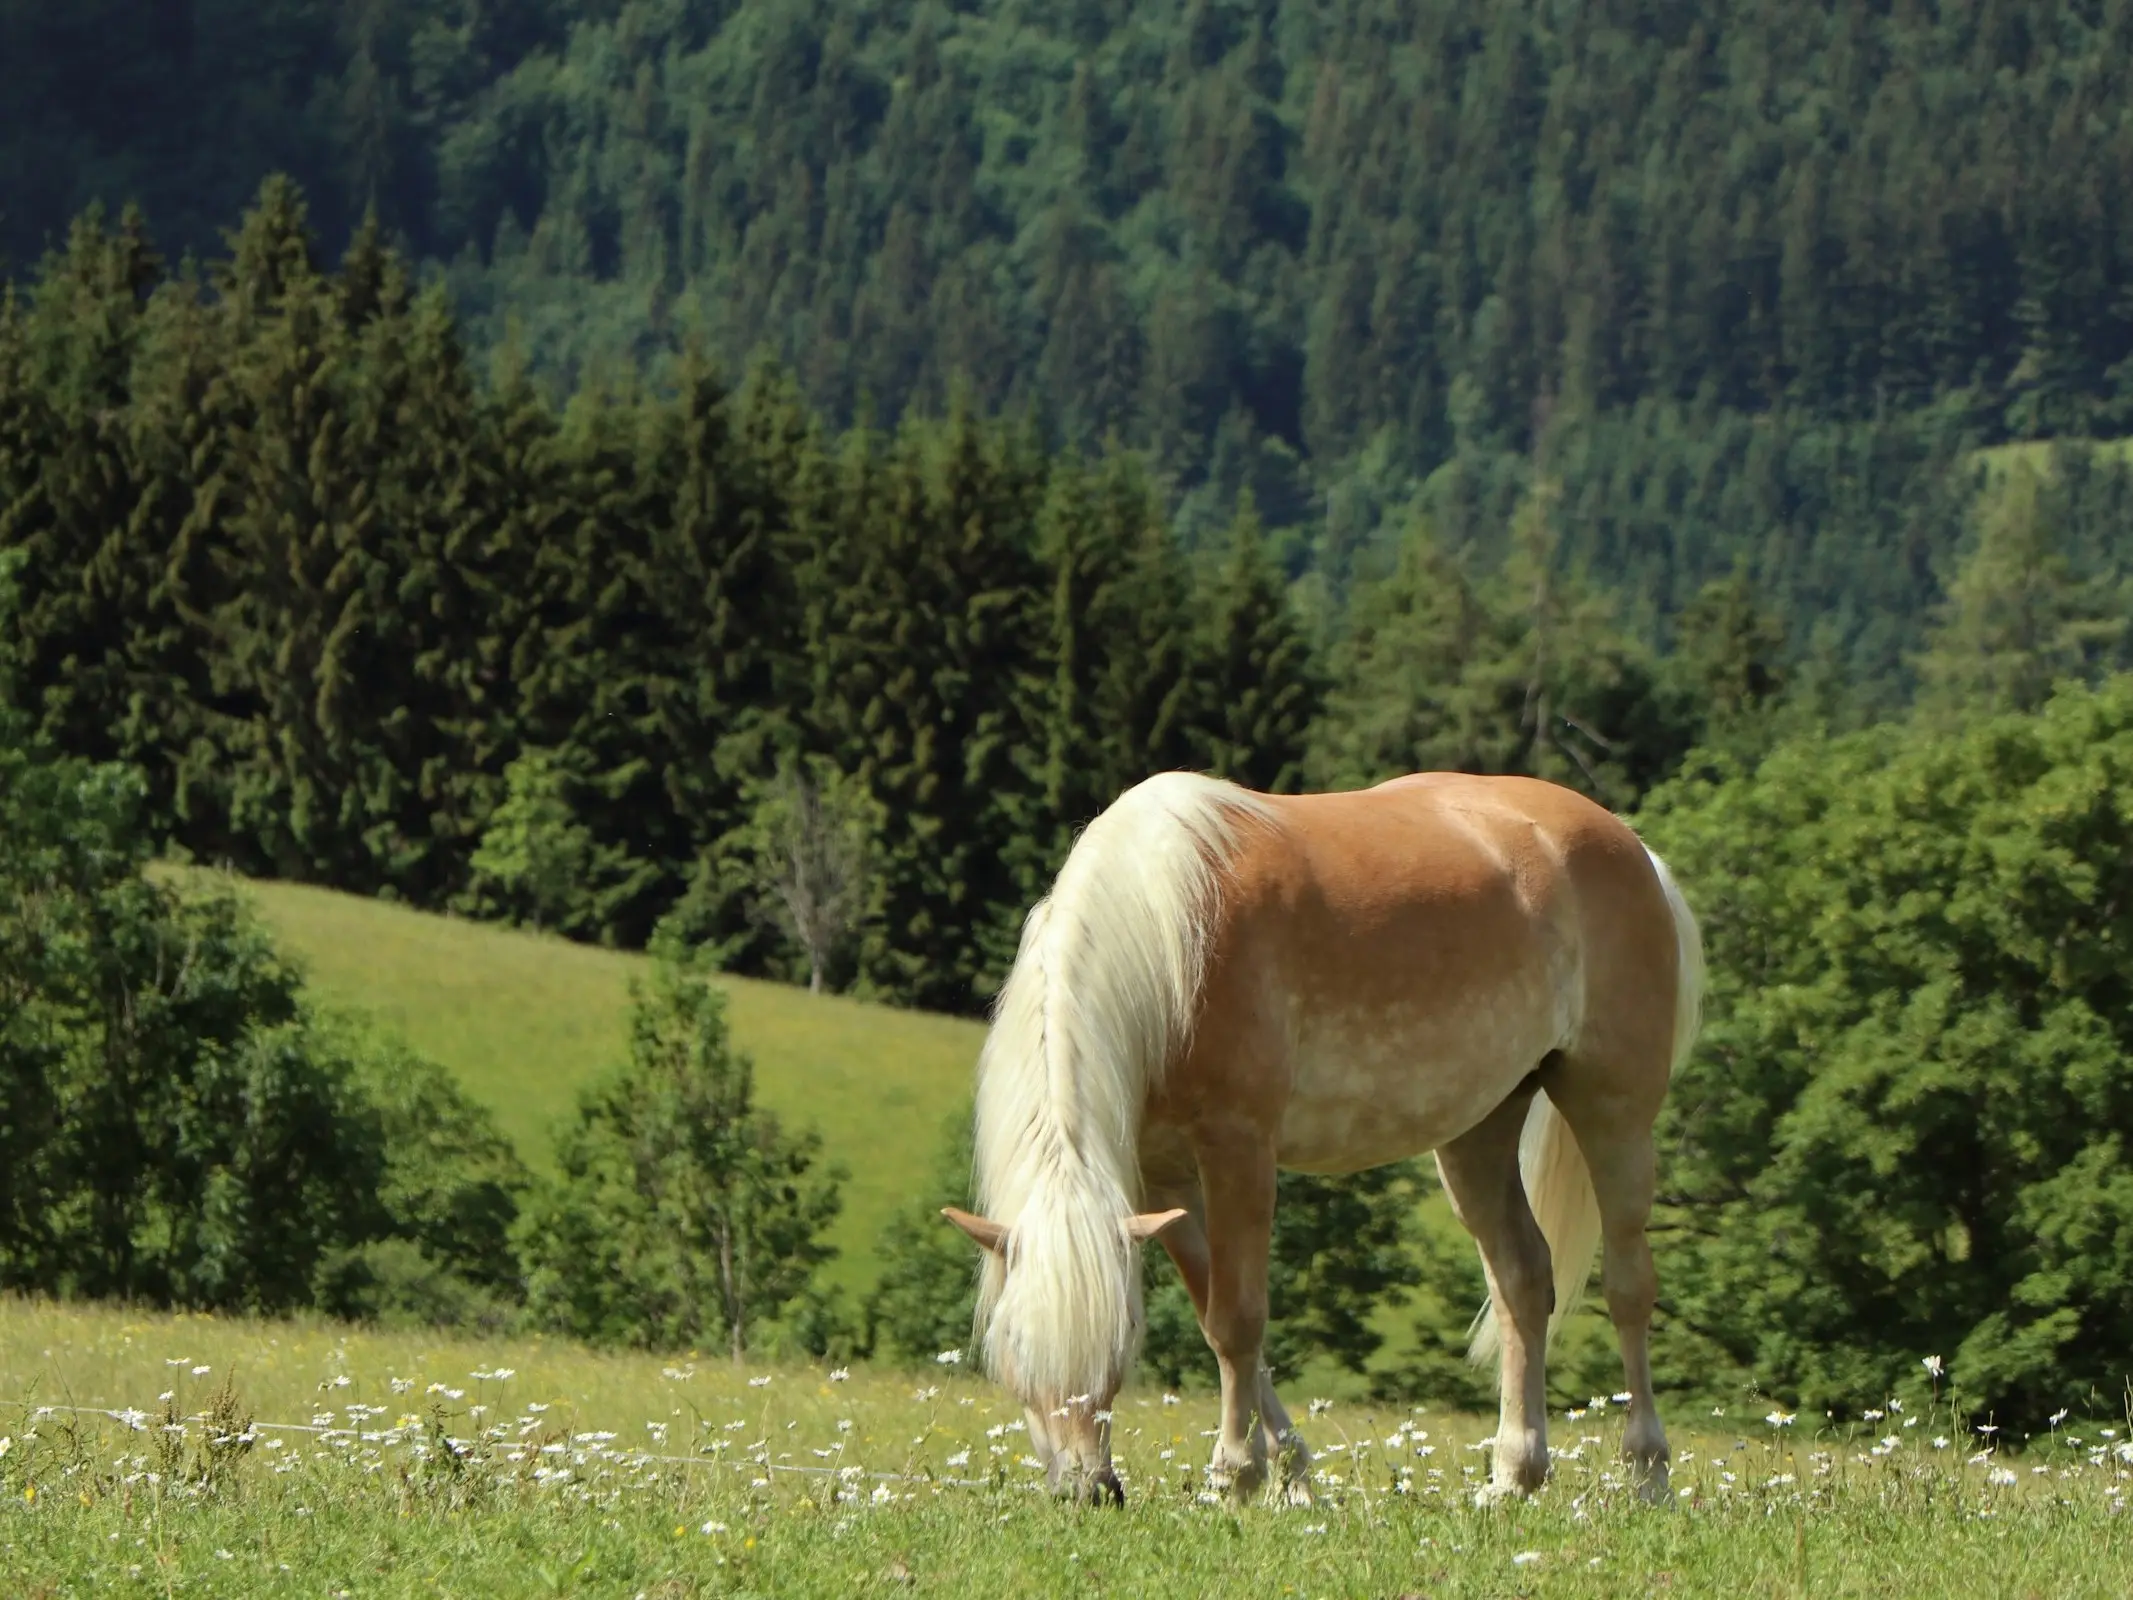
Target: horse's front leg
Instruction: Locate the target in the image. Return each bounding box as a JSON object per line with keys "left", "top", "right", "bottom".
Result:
{"left": 1190, "top": 1119, "right": 1284, "bottom": 1503}
{"left": 1149, "top": 1173, "right": 1313, "bottom": 1505}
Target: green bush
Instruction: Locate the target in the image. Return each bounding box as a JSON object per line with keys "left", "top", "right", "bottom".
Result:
{"left": 1639, "top": 678, "right": 2133, "bottom": 1421}
{"left": 320, "top": 1026, "right": 532, "bottom": 1329}
{"left": 517, "top": 936, "right": 845, "bottom": 1354}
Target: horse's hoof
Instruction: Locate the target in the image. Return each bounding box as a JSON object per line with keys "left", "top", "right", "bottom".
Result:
{"left": 1630, "top": 1463, "right": 1672, "bottom": 1507}
{"left": 1472, "top": 1480, "right": 1531, "bottom": 1509}
{"left": 1277, "top": 1473, "right": 1316, "bottom": 1508}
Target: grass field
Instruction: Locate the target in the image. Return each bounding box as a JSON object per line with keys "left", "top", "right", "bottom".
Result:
{"left": 2, "top": 1295, "right": 2128, "bottom": 1597}
{"left": 194, "top": 875, "right": 986, "bottom": 1297}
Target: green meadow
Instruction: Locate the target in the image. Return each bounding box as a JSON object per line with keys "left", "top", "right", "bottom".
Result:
{"left": 191, "top": 873, "right": 985, "bottom": 1297}
{"left": 1, "top": 1295, "right": 2127, "bottom": 1597}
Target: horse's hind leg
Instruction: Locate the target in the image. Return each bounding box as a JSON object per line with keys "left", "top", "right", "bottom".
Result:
{"left": 1146, "top": 1175, "right": 1313, "bottom": 1504}
{"left": 1547, "top": 1070, "right": 1671, "bottom": 1500}
{"left": 1435, "top": 1084, "right": 1554, "bottom": 1503}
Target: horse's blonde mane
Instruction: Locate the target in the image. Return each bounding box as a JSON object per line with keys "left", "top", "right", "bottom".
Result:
{"left": 972, "top": 771, "right": 1274, "bottom": 1403}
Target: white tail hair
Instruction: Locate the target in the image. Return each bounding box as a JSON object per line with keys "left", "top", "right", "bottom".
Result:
{"left": 972, "top": 772, "right": 1273, "bottom": 1403}
{"left": 1471, "top": 845, "right": 1704, "bottom": 1365}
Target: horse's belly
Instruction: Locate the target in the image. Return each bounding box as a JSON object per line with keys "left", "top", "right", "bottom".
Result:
{"left": 1273, "top": 987, "right": 1571, "bottom": 1173}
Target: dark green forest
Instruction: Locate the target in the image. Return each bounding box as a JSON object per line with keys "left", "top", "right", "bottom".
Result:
{"left": 7, "top": 0, "right": 2133, "bottom": 682}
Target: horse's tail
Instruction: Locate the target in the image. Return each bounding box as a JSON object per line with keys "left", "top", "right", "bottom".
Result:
{"left": 972, "top": 772, "right": 1272, "bottom": 1401}
{"left": 1471, "top": 845, "right": 1703, "bottom": 1364}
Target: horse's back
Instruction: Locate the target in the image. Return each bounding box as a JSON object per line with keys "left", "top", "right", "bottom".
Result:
{"left": 1169, "top": 773, "right": 1677, "bottom": 1169}
{"left": 1240, "top": 772, "right": 1654, "bottom": 938}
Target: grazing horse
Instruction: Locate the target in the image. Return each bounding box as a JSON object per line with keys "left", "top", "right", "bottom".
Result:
{"left": 943, "top": 770, "right": 1703, "bottom": 1506}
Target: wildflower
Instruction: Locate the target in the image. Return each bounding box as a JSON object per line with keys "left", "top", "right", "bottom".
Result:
{"left": 191, "top": 1366, "right": 210, "bottom": 1377}
{"left": 748, "top": 1376, "right": 772, "bottom": 1388}
{"left": 946, "top": 1449, "right": 970, "bottom": 1468}
{"left": 1988, "top": 1467, "right": 2017, "bottom": 1487}
{"left": 1921, "top": 1355, "right": 1943, "bottom": 1378}
{"left": 1932, "top": 1436, "right": 1950, "bottom": 1450}
{"left": 1512, "top": 1552, "right": 1542, "bottom": 1567}
{"left": 836, "top": 1420, "right": 853, "bottom": 1433}
{"left": 1308, "top": 1399, "right": 1333, "bottom": 1417}
{"left": 2049, "top": 1409, "right": 2070, "bottom": 1428}
{"left": 1863, "top": 1409, "right": 1884, "bottom": 1421}
{"left": 829, "top": 1368, "right": 851, "bottom": 1383}
{"left": 701, "top": 1520, "right": 727, "bottom": 1535}
{"left": 0, "top": 1438, "right": 10, "bottom": 1458}
{"left": 935, "top": 1350, "right": 963, "bottom": 1366}
{"left": 1765, "top": 1411, "right": 1795, "bottom": 1428}
{"left": 1612, "top": 1392, "right": 1632, "bottom": 1404}
{"left": 1161, "top": 1393, "right": 1180, "bottom": 1407}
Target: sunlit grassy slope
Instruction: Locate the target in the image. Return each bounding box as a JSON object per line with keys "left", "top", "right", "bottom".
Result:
{"left": 205, "top": 876, "right": 984, "bottom": 1296}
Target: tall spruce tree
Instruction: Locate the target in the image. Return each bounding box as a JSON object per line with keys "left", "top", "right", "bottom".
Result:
{"left": 800, "top": 404, "right": 1047, "bottom": 1009}
{"left": 1187, "top": 495, "right": 1323, "bottom": 794}
{"left": 1914, "top": 461, "right": 2125, "bottom": 723}
{"left": 1019, "top": 446, "right": 1199, "bottom": 897}
{"left": 1308, "top": 515, "right": 1493, "bottom": 789}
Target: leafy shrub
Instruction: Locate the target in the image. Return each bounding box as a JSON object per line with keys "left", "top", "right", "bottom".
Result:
{"left": 1639, "top": 678, "right": 2133, "bottom": 1421}
{"left": 318, "top": 1026, "right": 532, "bottom": 1329}
{"left": 517, "top": 936, "right": 844, "bottom": 1354}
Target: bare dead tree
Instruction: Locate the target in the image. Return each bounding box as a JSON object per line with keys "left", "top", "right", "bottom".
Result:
{"left": 745, "top": 758, "right": 880, "bottom": 994}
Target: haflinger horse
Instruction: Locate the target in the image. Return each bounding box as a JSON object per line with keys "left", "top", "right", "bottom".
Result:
{"left": 942, "top": 769, "right": 1702, "bottom": 1507}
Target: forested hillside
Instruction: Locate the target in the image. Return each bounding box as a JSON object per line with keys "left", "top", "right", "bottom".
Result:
{"left": 7, "top": 0, "right": 2133, "bottom": 684}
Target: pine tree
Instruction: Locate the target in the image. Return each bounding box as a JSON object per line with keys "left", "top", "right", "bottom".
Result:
{"left": 0, "top": 207, "right": 164, "bottom": 773}
{"left": 800, "top": 404, "right": 1047, "bottom": 1009}
{"left": 204, "top": 186, "right": 413, "bottom": 888}
{"left": 1187, "top": 496, "right": 1324, "bottom": 794}
{"left": 1307, "top": 515, "right": 1493, "bottom": 789}
{"left": 1914, "top": 461, "right": 2124, "bottom": 722}
{"left": 1022, "top": 447, "right": 1198, "bottom": 892}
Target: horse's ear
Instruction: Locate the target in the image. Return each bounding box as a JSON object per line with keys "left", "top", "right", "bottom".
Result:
{"left": 1125, "top": 1208, "right": 1188, "bottom": 1244}
{"left": 941, "top": 1206, "right": 1009, "bottom": 1254}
